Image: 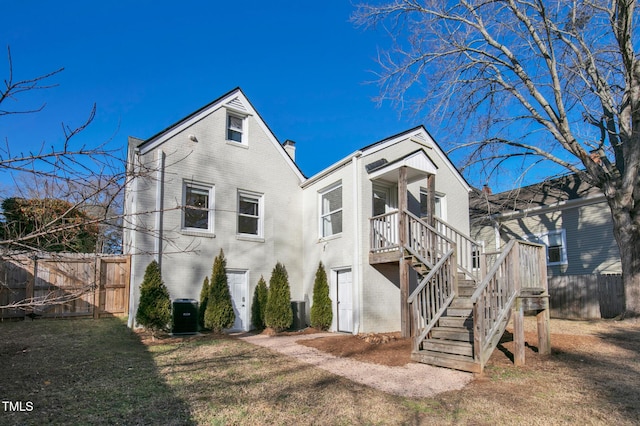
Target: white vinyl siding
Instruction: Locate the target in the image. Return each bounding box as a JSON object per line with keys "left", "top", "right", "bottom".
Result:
{"left": 237, "top": 190, "right": 263, "bottom": 237}
{"left": 320, "top": 183, "right": 343, "bottom": 238}
{"left": 183, "top": 183, "right": 214, "bottom": 233}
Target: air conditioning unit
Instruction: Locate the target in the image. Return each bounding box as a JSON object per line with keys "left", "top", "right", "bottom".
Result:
{"left": 172, "top": 299, "right": 198, "bottom": 334}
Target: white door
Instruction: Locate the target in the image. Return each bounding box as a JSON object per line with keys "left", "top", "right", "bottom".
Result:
{"left": 227, "top": 270, "right": 247, "bottom": 331}
{"left": 336, "top": 269, "right": 353, "bottom": 333}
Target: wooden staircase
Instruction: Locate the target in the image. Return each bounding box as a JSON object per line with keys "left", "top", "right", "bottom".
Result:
{"left": 370, "top": 209, "right": 548, "bottom": 373}
{"left": 402, "top": 213, "right": 547, "bottom": 373}
{"left": 409, "top": 259, "right": 482, "bottom": 372}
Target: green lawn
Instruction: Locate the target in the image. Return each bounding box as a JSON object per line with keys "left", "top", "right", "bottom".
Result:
{"left": 1, "top": 317, "right": 639, "bottom": 425}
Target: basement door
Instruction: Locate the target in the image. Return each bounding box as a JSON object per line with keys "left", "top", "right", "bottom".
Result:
{"left": 336, "top": 269, "right": 353, "bottom": 333}
{"left": 226, "top": 270, "right": 248, "bottom": 331}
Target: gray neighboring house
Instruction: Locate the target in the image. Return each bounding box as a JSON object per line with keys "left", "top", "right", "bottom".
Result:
{"left": 123, "top": 87, "right": 472, "bottom": 333}
{"left": 469, "top": 173, "right": 621, "bottom": 276}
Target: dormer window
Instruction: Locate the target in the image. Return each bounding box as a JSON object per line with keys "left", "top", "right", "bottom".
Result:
{"left": 227, "top": 114, "right": 245, "bottom": 143}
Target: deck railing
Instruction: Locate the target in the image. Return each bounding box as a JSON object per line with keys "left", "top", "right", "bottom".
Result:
{"left": 472, "top": 240, "right": 546, "bottom": 367}
{"left": 370, "top": 211, "right": 400, "bottom": 253}
{"left": 434, "top": 217, "right": 484, "bottom": 282}
{"left": 406, "top": 211, "right": 454, "bottom": 268}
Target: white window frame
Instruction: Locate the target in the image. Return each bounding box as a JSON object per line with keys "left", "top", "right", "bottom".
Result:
{"left": 319, "top": 182, "right": 343, "bottom": 239}
{"left": 226, "top": 112, "right": 247, "bottom": 145}
{"left": 182, "top": 182, "right": 215, "bottom": 233}
{"left": 419, "top": 188, "right": 447, "bottom": 221}
{"left": 237, "top": 190, "right": 264, "bottom": 238}
{"left": 525, "top": 229, "right": 568, "bottom": 266}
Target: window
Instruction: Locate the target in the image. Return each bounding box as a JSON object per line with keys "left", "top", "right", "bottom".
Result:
{"left": 320, "top": 184, "right": 342, "bottom": 237}
{"left": 227, "top": 114, "right": 244, "bottom": 143}
{"left": 419, "top": 189, "right": 445, "bottom": 220}
{"left": 183, "top": 183, "right": 214, "bottom": 232}
{"left": 526, "top": 230, "right": 567, "bottom": 266}
{"left": 238, "top": 191, "right": 263, "bottom": 237}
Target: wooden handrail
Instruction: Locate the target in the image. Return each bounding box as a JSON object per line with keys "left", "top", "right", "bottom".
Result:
{"left": 408, "top": 248, "right": 455, "bottom": 303}
{"left": 472, "top": 239, "right": 546, "bottom": 367}
{"left": 434, "top": 216, "right": 484, "bottom": 282}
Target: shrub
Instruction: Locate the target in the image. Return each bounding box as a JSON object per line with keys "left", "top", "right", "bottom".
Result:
{"left": 136, "top": 260, "right": 171, "bottom": 338}
{"left": 198, "top": 276, "right": 210, "bottom": 330}
{"left": 251, "top": 276, "right": 269, "bottom": 330}
{"left": 264, "top": 262, "right": 293, "bottom": 332}
{"left": 310, "top": 262, "right": 332, "bottom": 330}
{"left": 204, "top": 249, "right": 235, "bottom": 332}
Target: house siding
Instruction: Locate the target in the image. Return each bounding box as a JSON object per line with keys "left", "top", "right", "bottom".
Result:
{"left": 475, "top": 199, "right": 621, "bottom": 276}
{"left": 127, "top": 103, "right": 303, "bottom": 330}
{"left": 126, "top": 91, "right": 472, "bottom": 334}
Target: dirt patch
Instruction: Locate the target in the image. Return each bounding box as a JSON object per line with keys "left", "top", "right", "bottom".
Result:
{"left": 299, "top": 332, "right": 411, "bottom": 367}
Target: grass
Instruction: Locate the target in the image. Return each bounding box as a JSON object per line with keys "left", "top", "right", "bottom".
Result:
{"left": 0, "top": 317, "right": 639, "bottom": 425}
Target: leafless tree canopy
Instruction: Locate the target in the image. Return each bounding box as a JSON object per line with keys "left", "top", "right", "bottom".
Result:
{"left": 354, "top": 1, "right": 640, "bottom": 314}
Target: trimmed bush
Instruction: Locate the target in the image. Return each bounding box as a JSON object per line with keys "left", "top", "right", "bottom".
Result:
{"left": 264, "top": 262, "right": 293, "bottom": 332}
{"left": 198, "top": 276, "right": 210, "bottom": 330}
{"left": 136, "top": 260, "right": 171, "bottom": 337}
{"left": 204, "top": 249, "right": 235, "bottom": 332}
{"left": 251, "top": 276, "right": 269, "bottom": 330}
{"left": 310, "top": 262, "right": 332, "bottom": 330}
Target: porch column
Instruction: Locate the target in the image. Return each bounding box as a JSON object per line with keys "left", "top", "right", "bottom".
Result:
{"left": 398, "top": 166, "right": 410, "bottom": 337}
{"left": 427, "top": 174, "right": 436, "bottom": 227}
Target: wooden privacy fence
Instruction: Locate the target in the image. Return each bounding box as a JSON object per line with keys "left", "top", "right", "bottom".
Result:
{"left": 548, "top": 274, "right": 624, "bottom": 319}
{"left": 0, "top": 254, "right": 130, "bottom": 320}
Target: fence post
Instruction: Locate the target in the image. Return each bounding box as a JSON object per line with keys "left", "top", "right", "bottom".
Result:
{"left": 26, "top": 255, "right": 37, "bottom": 316}
{"left": 93, "top": 257, "right": 101, "bottom": 319}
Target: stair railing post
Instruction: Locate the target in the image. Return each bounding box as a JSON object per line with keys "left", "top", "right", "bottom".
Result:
{"left": 512, "top": 242, "right": 526, "bottom": 366}
{"left": 398, "top": 166, "right": 410, "bottom": 338}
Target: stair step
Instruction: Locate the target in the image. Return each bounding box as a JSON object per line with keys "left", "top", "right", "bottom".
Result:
{"left": 450, "top": 298, "right": 473, "bottom": 309}
{"left": 411, "top": 264, "right": 429, "bottom": 274}
{"left": 411, "top": 350, "right": 481, "bottom": 373}
{"left": 457, "top": 286, "right": 475, "bottom": 297}
{"left": 430, "top": 326, "right": 473, "bottom": 342}
{"left": 445, "top": 307, "right": 473, "bottom": 317}
{"left": 439, "top": 316, "right": 473, "bottom": 328}
{"left": 421, "top": 339, "right": 474, "bottom": 357}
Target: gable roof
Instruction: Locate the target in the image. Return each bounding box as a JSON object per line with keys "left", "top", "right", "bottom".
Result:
{"left": 303, "top": 126, "right": 470, "bottom": 190}
{"left": 470, "top": 173, "right": 604, "bottom": 222}
{"left": 133, "top": 87, "right": 305, "bottom": 182}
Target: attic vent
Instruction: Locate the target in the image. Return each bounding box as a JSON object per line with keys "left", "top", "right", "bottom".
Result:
{"left": 225, "top": 97, "right": 248, "bottom": 112}
{"left": 365, "top": 158, "right": 388, "bottom": 173}
{"left": 413, "top": 133, "right": 427, "bottom": 142}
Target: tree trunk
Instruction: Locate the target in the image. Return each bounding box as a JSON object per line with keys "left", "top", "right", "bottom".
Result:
{"left": 608, "top": 200, "right": 640, "bottom": 316}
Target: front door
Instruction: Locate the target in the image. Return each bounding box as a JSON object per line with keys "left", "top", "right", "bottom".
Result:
{"left": 336, "top": 269, "right": 353, "bottom": 333}
{"left": 226, "top": 270, "right": 247, "bottom": 331}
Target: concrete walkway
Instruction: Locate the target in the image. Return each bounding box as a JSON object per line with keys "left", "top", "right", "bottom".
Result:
{"left": 237, "top": 332, "right": 472, "bottom": 398}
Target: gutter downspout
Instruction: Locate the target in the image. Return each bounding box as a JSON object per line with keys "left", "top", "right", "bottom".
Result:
{"left": 351, "top": 153, "right": 362, "bottom": 335}
{"left": 127, "top": 149, "right": 140, "bottom": 328}
{"left": 154, "top": 150, "right": 165, "bottom": 266}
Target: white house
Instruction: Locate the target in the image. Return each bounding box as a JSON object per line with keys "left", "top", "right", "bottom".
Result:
{"left": 123, "top": 87, "right": 472, "bottom": 335}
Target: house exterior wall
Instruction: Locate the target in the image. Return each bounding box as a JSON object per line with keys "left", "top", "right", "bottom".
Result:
{"left": 471, "top": 198, "right": 621, "bottom": 276}
{"left": 301, "top": 132, "right": 470, "bottom": 333}
{"left": 125, "top": 91, "right": 472, "bottom": 334}
{"left": 125, "top": 100, "right": 303, "bottom": 330}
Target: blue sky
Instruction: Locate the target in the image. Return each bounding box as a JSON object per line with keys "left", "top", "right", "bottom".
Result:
{"left": 1, "top": 1, "right": 537, "bottom": 193}
{"left": 1, "top": 1, "right": 431, "bottom": 186}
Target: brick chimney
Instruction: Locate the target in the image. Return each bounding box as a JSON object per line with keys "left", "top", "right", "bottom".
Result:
{"left": 283, "top": 140, "right": 296, "bottom": 162}
{"left": 482, "top": 184, "right": 492, "bottom": 195}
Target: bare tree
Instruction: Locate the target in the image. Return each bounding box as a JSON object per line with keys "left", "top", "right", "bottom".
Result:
{"left": 353, "top": 0, "right": 640, "bottom": 315}
{"left": 0, "top": 47, "right": 196, "bottom": 314}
